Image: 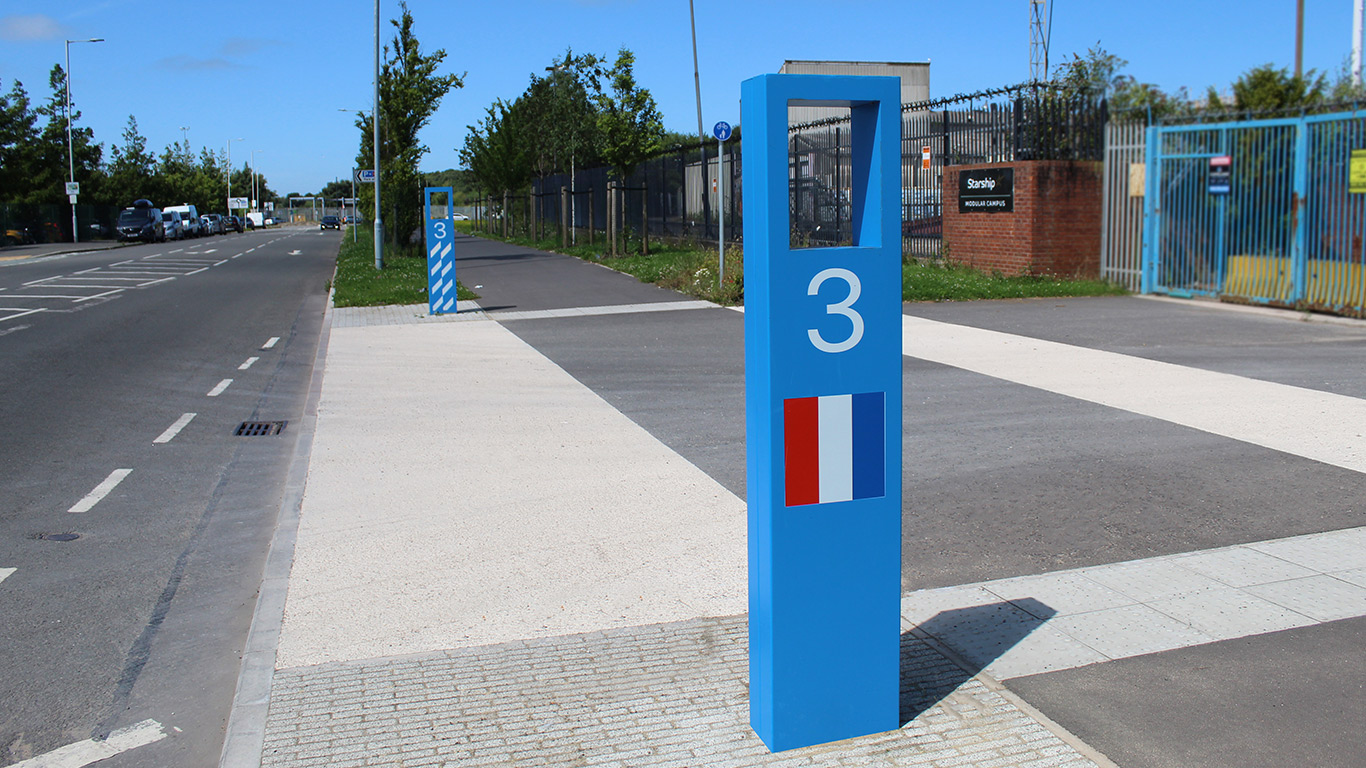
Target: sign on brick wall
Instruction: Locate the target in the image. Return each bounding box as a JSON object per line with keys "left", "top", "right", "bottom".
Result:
{"left": 958, "top": 167, "right": 1014, "bottom": 212}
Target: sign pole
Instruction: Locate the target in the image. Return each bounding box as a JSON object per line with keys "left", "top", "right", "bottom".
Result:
{"left": 742, "top": 73, "right": 902, "bottom": 753}
{"left": 713, "top": 120, "right": 732, "bottom": 286}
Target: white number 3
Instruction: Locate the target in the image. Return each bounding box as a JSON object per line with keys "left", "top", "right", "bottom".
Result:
{"left": 807, "top": 268, "right": 864, "bottom": 353}
{"left": 433, "top": 221, "right": 448, "bottom": 239}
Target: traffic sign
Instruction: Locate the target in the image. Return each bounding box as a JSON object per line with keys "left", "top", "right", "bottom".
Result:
{"left": 742, "top": 74, "right": 902, "bottom": 753}
{"left": 356, "top": 169, "right": 377, "bottom": 184}
{"left": 713, "top": 121, "right": 732, "bottom": 142}
{"left": 228, "top": 197, "right": 249, "bottom": 209}
{"left": 65, "top": 181, "right": 80, "bottom": 195}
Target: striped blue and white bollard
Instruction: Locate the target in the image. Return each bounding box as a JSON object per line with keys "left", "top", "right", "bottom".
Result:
{"left": 425, "top": 186, "right": 457, "bottom": 314}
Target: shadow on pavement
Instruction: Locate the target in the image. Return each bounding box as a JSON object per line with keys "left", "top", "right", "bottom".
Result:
{"left": 901, "top": 597, "right": 1056, "bottom": 724}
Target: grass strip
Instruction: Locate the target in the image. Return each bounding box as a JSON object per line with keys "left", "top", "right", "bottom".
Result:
{"left": 331, "top": 226, "right": 477, "bottom": 308}
{"left": 466, "top": 221, "right": 1125, "bottom": 305}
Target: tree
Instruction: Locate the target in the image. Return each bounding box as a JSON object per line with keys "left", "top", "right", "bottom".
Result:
{"left": 0, "top": 79, "right": 39, "bottom": 204}
{"left": 591, "top": 48, "right": 664, "bottom": 181}
{"left": 1208, "top": 64, "right": 1325, "bottom": 113}
{"left": 106, "top": 115, "right": 156, "bottom": 204}
{"left": 1053, "top": 44, "right": 1127, "bottom": 105}
{"left": 355, "top": 1, "right": 464, "bottom": 250}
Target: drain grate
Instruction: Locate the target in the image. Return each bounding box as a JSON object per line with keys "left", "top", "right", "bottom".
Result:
{"left": 235, "top": 420, "right": 287, "bottom": 437}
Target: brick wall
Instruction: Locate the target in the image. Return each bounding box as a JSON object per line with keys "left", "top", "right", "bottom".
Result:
{"left": 941, "top": 161, "right": 1103, "bottom": 278}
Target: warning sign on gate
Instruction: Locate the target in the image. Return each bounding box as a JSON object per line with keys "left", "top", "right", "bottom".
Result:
{"left": 1350, "top": 149, "right": 1366, "bottom": 194}
{"left": 1208, "top": 155, "right": 1231, "bottom": 195}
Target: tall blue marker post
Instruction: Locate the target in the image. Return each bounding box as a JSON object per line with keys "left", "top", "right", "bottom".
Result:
{"left": 742, "top": 74, "right": 903, "bottom": 752}
{"left": 425, "top": 187, "right": 457, "bottom": 314}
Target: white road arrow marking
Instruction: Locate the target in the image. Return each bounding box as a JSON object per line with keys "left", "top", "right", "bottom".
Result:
{"left": 7, "top": 719, "right": 168, "bottom": 768}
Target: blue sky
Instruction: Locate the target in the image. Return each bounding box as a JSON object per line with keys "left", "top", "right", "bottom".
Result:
{"left": 0, "top": 1, "right": 1353, "bottom": 195}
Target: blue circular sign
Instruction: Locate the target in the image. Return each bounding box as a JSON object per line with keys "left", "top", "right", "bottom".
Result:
{"left": 713, "top": 121, "right": 732, "bottom": 142}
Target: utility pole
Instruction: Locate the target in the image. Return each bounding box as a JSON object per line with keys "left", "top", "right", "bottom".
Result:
{"left": 1354, "top": 0, "right": 1363, "bottom": 87}
{"left": 689, "top": 0, "right": 711, "bottom": 238}
{"left": 64, "top": 37, "right": 102, "bottom": 244}
{"left": 1295, "top": 0, "right": 1304, "bottom": 78}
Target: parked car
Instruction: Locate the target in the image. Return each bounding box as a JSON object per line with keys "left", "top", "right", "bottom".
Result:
{"left": 343, "top": 214, "right": 359, "bottom": 225}
{"left": 320, "top": 215, "right": 341, "bottom": 230}
{"left": 161, "top": 211, "right": 185, "bottom": 240}
{"left": 115, "top": 199, "right": 165, "bottom": 242}
{"left": 452, "top": 212, "right": 470, "bottom": 221}
{"left": 164, "top": 204, "right": 202, "bottom": 238}
{"left": 203, "top": 213, "right": 225, "bottom": 235}
{"left": 224, "top": 215, "right": 244, "bottom": 233}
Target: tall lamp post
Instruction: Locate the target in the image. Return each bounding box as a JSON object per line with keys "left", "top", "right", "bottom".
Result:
{"left": 227, "top": 137, "right": 243, "bottom": 219}
{"left": 373, "top": 0, "right": 384, "bottom": 269}
{"left": 65, "top": 37, "right": 103, "bottom": 244}
{"left": 251, "top": 149, "right": 265, "bottom": 220}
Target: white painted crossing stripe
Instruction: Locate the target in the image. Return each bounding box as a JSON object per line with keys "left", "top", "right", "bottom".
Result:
{"left": 71, "top": 289, "right": 124, "bottom": 302}
{"left": 185, "top": 267, "right": 208, "bottom": 275}
{"left": 68, "top": 469, "right": 133, "bottom": 513}
{"left": 111, "top": 258, "right": 135, "bottom": 265}
{"left": 0, "top": 308, "right": 46, "bottom": 321}
{"left": 6, "top": 718, "right": 167, "bottom": 768}
{"left": 0, "top": 294, "right": 85, "bottom": 299}
{"left": 902, "top": 315, "right": 1366, "bottom": 474}
{"left": 153, "top": 413, "right": 196, "bottom": 444}
{"left": 214, "top": 259, "right": 228, "bottom": 266}
{"left": 22, "top": 276, "right": 60, "bottom": 285}
{"left": 207, "top": 378, "right": 233, "bottom": 397}
{"left": 53, "top": 276, "right": 154, "bottom": 282}
{"left": 0, "top": 567, "right": 13, "bottom": 585}
{"left": 904, "top": 526, "right": 1366, "bottom": 680}
{"left": 262, "top": 336, "right": 279, "bottom": 349}
{"left": 138, "top": 277, "right": 175, "bottom": 287}
{"left": 73, "top": 267, "right": 100, "bottom": 274}
{"left": 238, "top": 356, "right": 259, "bottom": 370}
{"left": 35, "top": 284, "right": 130, "bottom": 290}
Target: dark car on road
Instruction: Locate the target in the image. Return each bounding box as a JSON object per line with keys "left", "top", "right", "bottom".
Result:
{"left": 320, "top": 215, "right": 341, "bottom": 230}
{"left": 115, "top": 200, "right": 165, "bottom": 243}
{"left": 224, "top": 215, "right": 244, "bottom": 233}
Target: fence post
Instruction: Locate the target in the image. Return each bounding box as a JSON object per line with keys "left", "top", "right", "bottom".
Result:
{"left": 641, "top": 182, "right": 649, "bottom": 256}
{"left": 609, "top": 182, "right": 618, "bottom": 257}
{"left": 502, "top": 190, "right": 509, "bottom": 238}
{"left": 560, "top": 186, "right": 569, "bottom": 248}
{"left": 588, "top": 187, "right": 595, "bottom": 246}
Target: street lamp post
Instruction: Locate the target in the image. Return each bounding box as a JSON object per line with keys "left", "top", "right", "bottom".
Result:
{"left": 373, "top": 0, "right": 384, "bottom": 269}
{"left": 227, "top": 137, "right": 243, "bottom": 219}
{"left": 65, "top": 37, "right": 103, "bottom": 244}
{"left": 252, "top": 149, "right": 265, "bottom": 222}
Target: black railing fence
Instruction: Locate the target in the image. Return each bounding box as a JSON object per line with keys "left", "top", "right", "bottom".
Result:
{"left": 478, "top": 83, "right": 1105, "bottom": 259}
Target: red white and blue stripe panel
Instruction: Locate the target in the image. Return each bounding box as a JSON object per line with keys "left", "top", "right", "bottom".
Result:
{"left": 783, "top": 392, "right": 885, "bottom": 507}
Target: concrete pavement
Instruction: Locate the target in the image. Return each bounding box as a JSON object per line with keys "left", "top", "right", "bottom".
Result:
{"left": 219, "top": 234, "right": 1366, "bottom": 768}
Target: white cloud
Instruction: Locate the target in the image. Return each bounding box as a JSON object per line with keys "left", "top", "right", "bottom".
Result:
{"left": 0, "top": 14, "right": 64, "bottom": 41}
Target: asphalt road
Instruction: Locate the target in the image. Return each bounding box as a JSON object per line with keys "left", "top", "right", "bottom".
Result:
{"left": 456, "top": 235, "right": 1366, "bottom": 768}
{"left": 0, "top": 228, "right": 337, "bottom": 766}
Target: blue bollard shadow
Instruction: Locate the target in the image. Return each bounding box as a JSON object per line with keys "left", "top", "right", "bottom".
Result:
{"left": 900, "top": 597, "right": 1058, "bottom": 724}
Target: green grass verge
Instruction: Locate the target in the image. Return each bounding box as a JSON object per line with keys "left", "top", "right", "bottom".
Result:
{"left": 331, "top": 226, "right": 477, "bottom": 308}
{"left": 902, "top": 260, "right": 1127, "bottom": 302}
{"left": 456, "top": 223, "right": 1127, "bottom": 305}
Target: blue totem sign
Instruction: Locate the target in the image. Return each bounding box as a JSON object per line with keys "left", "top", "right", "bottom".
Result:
{"left": 425, "top": 186, "right": 457, "bottom": 314}
{"left": 742, "top": 74, "right": 902, "bottom": 752}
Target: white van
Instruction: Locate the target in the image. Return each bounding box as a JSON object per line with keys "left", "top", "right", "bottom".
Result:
{"left": 163, "top": 204, "right": 202, "bottom": 238}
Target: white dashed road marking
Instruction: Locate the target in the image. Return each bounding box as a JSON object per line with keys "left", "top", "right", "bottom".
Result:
{"left": 68, "top": 469, "right": 133, "bottom": 513}
{"left": 207, "top": 379, "right": 233, "bottom": 397}
{"left": 0, "top": 567, "right": 13, "bottom": 585}
{"left": 238, "top": 357, "right": 259, "bottom": 370}
{"left": 5, "top": 718, "right": 168, "bottom": 768}
{"left": 153, "top": 413, "right": 197, "bottom": 444}
{"left": 262, "top": 336, "right": 279, "bottom": 349}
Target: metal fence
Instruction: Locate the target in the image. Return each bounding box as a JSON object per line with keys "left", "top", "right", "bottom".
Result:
{"left": 1099, "top": 121, "right": 1147, "bottom": 290}
{"left": 504, "top": 84, "right": 1106, "bottom": 259}
{"left": 1143, "top": 108, "right": 1366, "bottom": 317}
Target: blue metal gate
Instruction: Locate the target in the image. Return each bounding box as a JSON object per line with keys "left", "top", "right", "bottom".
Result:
{"left": 1143, "top": 110, "right": 1366, "bottom": 317}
